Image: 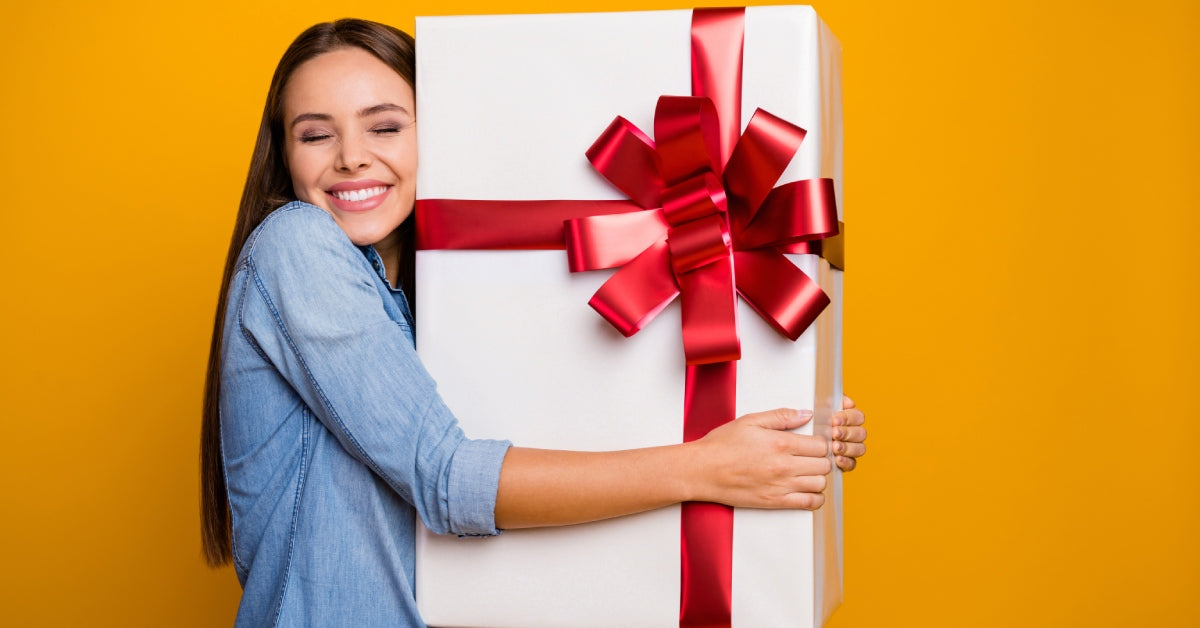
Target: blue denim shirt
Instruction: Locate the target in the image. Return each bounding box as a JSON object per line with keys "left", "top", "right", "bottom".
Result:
{"left": 219, "top": 201, "right": 511, "bottom": 627}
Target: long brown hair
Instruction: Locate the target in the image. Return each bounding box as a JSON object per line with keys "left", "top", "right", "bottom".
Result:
{"left": 201, "top": 19, "right": 417, "bottom": 566}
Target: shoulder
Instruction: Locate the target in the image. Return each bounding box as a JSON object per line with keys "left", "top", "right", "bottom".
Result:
{"left": 239, "top": 202, "right": 369, "bottom": 272}
{"left": 236, "top": 202, "right": 377, "bottom": 300}
{"left": 244, "top": 201, "right": 347, "bottom": 256}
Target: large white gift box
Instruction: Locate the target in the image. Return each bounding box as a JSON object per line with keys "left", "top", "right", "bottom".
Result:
{"left": 414, "top": 6, "right": 845, "bottom": 627}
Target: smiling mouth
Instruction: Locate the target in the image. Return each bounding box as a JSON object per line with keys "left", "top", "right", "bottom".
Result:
{"left": 329, "top": 185, "right": 390, "bottom": 202}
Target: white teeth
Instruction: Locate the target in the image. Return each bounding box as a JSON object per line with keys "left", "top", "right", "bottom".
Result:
{"left": 332, "top": 185, "right": 387, "bottom": 202}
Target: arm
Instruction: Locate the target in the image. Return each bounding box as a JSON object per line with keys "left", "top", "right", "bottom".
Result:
{"left": 242, "top": 205, "right": 510, "bottom": 536}
{"left": 495, "top": 408, "right": 831, "bottom": 529}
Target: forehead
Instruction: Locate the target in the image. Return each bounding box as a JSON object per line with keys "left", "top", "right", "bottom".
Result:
{"left": 282, "top": 47, "right": 413, "bottom": 117}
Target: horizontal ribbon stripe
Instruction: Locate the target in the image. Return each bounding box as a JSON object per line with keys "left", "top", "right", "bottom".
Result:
{"left": 416, "top": 199, "right": 640, "bottom": 250}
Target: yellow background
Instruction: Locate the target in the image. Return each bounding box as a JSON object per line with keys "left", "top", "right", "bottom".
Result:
{"left": 2, "top": 0, "right": 1196, "bottom": 625}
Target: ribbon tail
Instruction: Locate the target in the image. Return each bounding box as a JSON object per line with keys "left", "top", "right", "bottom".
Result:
{"left": 588, "top": 240, "right": 679, "bottom": 337}
{"left": 734, "top": 251, "right": 830, "bottom": 340}
{"left": 680, "top": 361, "right": 736, "bottom": 628}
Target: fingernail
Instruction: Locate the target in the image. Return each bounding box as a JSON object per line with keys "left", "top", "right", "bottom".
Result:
{"left": 798, "top": 409, "right": 813, "bottom": 418}
{"left": 834, "top": 441, "right": 843, "bottom": 454}
{"left": 832, "top": 428, "right": 842, "bottom": 440}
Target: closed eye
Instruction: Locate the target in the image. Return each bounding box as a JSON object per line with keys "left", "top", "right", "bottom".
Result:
{"left": 371, "top": 119, "right": 414, "bottom": 136}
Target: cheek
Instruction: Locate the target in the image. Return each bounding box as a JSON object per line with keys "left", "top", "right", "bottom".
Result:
{"left": 286, "top": 152, "right": 323, "bottom": 203}
{"left": 293, "top": 184, "right": 318, "bottom": 205}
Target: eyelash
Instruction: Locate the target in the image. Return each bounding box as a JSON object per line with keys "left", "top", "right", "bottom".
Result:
{"left": 297, "top": 125, "right": 406, "bottom": 144}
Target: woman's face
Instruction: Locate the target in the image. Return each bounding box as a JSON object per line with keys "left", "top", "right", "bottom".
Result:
{"left": 281, "top": 47, "right": 416, "bottom": 251}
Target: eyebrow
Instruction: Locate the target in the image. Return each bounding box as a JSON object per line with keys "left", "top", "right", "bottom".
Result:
{"left": 290, "top": 103, "right": 412, "bottom": 129}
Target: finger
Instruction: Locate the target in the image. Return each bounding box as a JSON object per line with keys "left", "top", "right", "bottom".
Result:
{"left": 785, "top": 434, "right": 830, "bottom": 458}
{"left": 835, "top": 455, "right": 857, "bottom": 472}
{"left": 832, "top": 408, "right": 865, "bottom": 428}
{"left": 742, "top": 408, "right": 813, "bottom": 431}
{"left": 831, "top": 440, "right": 866, "bottom": 459}
{"left": 842, "top": 395, "right": 855, "bottom": 409}
{"left": 789, "top": 452, "right": 833, "bottom": 476}
{"left": 779, "top": 491, "right": 826, "bottom": 511}
{"left": 789, "top": 473, "right": 828, "bottom": 494}
{"left": 831, "top": 425, "right": 867, "bottom": 443}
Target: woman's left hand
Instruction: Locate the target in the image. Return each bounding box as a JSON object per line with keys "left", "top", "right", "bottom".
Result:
{"left": 831, "top": 395, "right": 867, "bottom": 472}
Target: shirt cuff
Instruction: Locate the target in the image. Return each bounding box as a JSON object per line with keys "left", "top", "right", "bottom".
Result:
{"left": 446, "top": 438, "right": 512, "bottom": 536}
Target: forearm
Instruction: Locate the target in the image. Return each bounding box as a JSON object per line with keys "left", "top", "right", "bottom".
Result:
{"left": 494, "top": 444, "right": 697, "bottom": 529}
{"left": 492, "top": 408, "right": 832, "bottom": 529}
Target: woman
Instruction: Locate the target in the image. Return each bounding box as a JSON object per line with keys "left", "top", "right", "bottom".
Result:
{"left": 201, "top": 18, "right": 866, "bottom": 626}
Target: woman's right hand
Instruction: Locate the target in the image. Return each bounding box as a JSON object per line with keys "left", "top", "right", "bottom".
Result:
{"left": 687, "top": 408, "right": 831, "bottom": 511}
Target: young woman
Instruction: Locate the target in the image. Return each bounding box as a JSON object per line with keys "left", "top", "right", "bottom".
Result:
{"left": 201, "top": 18, "right": 867, "bottom": 626}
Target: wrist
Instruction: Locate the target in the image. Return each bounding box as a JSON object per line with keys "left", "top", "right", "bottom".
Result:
{"left": 672, "top": 440, "right": 706, "bottom": 504}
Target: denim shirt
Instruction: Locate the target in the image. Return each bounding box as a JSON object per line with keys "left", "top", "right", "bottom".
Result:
{"left": 219, "top": 201, "right": 511, "bottom": 627}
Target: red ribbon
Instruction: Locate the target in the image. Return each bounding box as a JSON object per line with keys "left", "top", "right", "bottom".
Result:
{"left": 565, "top": 97, "right": 839, "bottom": 365}
{"left": 416, "top": 8, "right": 838, "bottom": 627}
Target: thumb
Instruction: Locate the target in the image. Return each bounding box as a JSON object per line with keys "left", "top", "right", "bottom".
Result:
{"left": 740, "top": 408, "right": 813, "bottom": 431}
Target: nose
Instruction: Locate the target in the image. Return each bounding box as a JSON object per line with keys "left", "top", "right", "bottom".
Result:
{"left": 335, "top": 135, "right": 371, "bottom": 172}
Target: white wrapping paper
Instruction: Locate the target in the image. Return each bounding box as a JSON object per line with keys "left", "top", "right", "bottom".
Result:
{"left": 414, "top": 7, "right": 844, "bottom": 627}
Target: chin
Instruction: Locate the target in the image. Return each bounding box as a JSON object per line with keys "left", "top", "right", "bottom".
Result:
{"left": 345, "top": 223, "right": 398, "bottom": 248}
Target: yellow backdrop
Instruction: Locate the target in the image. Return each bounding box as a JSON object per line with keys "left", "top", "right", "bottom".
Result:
{"left": 2, "top": 0, "right": 1196, "bottom": 625}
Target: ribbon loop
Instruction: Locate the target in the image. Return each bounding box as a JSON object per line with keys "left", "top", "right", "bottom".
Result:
{"left": 587, "top": 241, "right": 679, "bottom": 337}
{"left": 734, "top": 250, "right": 830, "bottom": 340}
{"left": 587, "top": 116, "right": 665, "bottom": 209}
{"left": 661, "top": 172, "right": 727, "bottom": 226}
{"left": 738, "top": 178, "right": 839, "bottom": 250}
{"left": 725, "top": 108, "right": 808, "bottom": 230}
{"left": 565, "top": 210, "right": 669, "bottom": 272}
{"left": 668, "top": 214, "right": 731, "bottom": 276}
{"left": 655, "top": 96, "right": 723, "bottom": 183}
{"left": 679, "top": 253, "right": 740, "bottom": 365}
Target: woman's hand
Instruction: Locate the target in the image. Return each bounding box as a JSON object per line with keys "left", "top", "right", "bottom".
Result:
{"left": 688, "top": 408, "right": 831, "bottom": 511}
{"left": 831, "top": 395, "right": 867, "bottom": 472}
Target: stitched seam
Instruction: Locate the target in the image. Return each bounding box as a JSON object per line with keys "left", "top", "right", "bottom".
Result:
{"left": 233, "top": 264, "right": 272, "bottom": 368}
{"left": 224, "top": 265, "right": 255, "bottom": 575}
{"left": 218, "top": 418, "right": 249, "bottom": 577}
{"left": 411, "top": 396, "right": 465, "bottom": 535}
{"left": 247, "top": 256, "right": 396, "bottom": 495}
{"left": 270, "top": 404, "right": 311, "bottom": 627}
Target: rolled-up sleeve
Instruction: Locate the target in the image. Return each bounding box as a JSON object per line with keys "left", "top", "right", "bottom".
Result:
{"left": 237, "top": 203, "right": 509, "bottom": 536}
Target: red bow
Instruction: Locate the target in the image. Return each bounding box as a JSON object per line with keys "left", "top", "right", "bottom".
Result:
{"left": 565, "top": 96, "right": 839, "bottom": 365}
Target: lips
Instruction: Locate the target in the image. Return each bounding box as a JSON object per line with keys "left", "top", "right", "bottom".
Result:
{"left": 325, "top": 180, "right": 393, "bottom": 212}
{"left": 330, "top": 185, "right": 389, "bottom": 202}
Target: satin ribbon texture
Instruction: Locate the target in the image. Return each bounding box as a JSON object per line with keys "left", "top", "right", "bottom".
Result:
{"left": 563, "top": 96, "right": 839, "bottom": 366}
